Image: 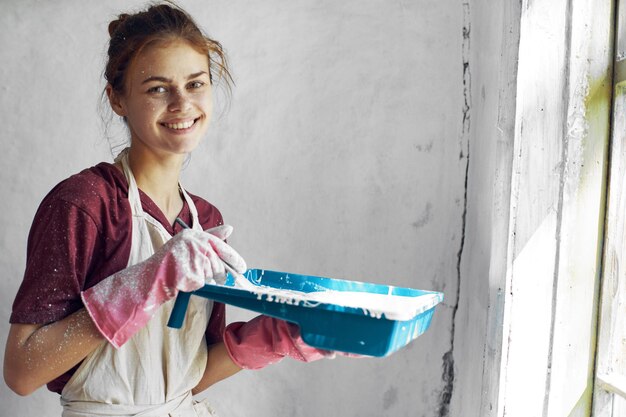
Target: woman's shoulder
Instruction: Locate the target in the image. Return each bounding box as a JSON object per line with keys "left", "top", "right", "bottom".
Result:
{"left": 39, "top": 162, "right": 128, "bottom": 222}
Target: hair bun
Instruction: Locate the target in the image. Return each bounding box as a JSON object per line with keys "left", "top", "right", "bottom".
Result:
{"left": 108, "top": 13, "right": 130, "bottom": 37}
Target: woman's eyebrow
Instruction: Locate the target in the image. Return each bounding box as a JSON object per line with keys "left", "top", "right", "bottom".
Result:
{"left": 142, "top": 75, "right": 171, "bottom": 84}
{"left": 142, "top": 71, "right": 209, "bottom": 84}
{"left": 187, "top": 71, "right": 209, "bottom": 79}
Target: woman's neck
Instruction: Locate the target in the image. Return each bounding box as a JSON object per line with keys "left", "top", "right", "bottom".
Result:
{"left": 126, "top": 145, "right": 186, "bottom": 225}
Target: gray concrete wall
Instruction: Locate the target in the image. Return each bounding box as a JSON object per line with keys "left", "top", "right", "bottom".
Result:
{"left": 0, "top": 1, "right": 480, "bottom": 416}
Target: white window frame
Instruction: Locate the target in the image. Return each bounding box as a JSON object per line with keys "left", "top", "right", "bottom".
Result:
{"left": 593, "top": 1, "right": 626, "bottom": 412}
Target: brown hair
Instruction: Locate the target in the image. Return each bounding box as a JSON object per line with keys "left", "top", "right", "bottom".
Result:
{"left": 105, "top": 2, "right": 232, "bottom": 94}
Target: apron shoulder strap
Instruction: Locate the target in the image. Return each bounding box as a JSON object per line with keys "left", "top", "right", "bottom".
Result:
{"left": 179, "top": 185, "right": 203, "bottom": 231}
{"left": 115, "top": 148, "right": 144, "bottom": 218}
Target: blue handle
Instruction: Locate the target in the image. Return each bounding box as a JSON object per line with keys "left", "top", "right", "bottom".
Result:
{"left": 167, "top": 291, "right": 192, "bottom": 329}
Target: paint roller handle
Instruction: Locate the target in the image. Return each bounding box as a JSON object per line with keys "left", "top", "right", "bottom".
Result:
{"left": 167, "top": 290, "right": 192, "bottom": 329}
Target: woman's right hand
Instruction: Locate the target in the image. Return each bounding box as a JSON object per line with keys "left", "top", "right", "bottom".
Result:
{"left": 82, "top": 226, "right": 246, "bottom": 349}
{"left": 200, "top": 224, "right": 248, "bottom": 285}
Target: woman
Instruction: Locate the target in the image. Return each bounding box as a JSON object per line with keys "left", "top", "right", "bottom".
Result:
{"left": 4, "top": 4, "right": 334, "bottom": 416}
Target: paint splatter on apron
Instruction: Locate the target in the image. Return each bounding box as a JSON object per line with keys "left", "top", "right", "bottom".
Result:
{"left": 60, "top": 149, "right": 217, "bottom": 417}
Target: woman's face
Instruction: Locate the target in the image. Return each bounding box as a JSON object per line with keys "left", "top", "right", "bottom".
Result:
{"left": 110, "top": 39, "right": 213, "bottom": 157}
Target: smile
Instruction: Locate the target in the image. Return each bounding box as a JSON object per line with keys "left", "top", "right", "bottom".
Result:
{"left": 160, "top": 117, "right": 200, "bottom": 131}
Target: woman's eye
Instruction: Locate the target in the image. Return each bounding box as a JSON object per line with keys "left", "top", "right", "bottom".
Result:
{"left": 148, "top": 86, "right": 167, "bottom": 94}
{"left": 188, "top": 81, "right": 205, "bottom": 89}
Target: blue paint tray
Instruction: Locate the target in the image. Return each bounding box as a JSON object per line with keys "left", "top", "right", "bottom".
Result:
{"left": 168, "top": 269, "right": 443, "bottom": 357}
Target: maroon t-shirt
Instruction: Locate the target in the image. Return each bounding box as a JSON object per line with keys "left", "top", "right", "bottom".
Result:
{"left": 10, "top": 162, "right": 227, "bottom": 394}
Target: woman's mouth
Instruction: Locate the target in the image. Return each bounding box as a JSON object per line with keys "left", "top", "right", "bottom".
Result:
{"left": 160, "top": 117, "right": 200, "bottom": 132}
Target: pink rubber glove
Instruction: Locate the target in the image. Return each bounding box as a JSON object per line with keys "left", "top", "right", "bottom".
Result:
{"left": 82, "top": 227, "right": 246, "bottom": 348}
{"left": 223, "top": 315, "right": 335, "bottom": 370}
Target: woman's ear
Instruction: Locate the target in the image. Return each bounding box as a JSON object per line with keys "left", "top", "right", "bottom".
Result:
{"left": 106, "top": 84, "right": 126, "bottom": 117}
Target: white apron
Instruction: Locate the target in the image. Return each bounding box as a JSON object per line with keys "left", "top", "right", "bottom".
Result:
{"left": 60, "top": 150, "right": 218, "bottom": 417}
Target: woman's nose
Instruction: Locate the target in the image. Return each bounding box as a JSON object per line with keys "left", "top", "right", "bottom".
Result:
{"left": 168, "top": 89, "right": 192, "bottom": 112}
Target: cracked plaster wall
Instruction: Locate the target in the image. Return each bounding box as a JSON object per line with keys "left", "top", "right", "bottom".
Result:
{"left": 448, "top": 1, "right": 522, "bottom": 416}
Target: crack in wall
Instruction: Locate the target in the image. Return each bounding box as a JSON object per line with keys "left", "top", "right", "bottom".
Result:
{"left": 438, "top": 1, "right": 471, "bottom": 416}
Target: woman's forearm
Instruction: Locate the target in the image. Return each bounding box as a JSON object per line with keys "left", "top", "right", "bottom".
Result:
{"left": 192, "top": 342, "right": 241, "bottom": 394}
{"left": 3, "top": 308, "right": 105, "bottom": 396}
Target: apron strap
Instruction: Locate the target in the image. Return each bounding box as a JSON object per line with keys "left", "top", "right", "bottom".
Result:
{"left": 179, "top": 186, "right": 202, "bottom": 231}
{"left": 115, "top": 148, "right": 145, "bottom": 219}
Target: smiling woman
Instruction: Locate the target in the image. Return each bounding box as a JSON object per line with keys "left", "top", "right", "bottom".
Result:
{"left": 3, "top": 3, "right": 350, "bottom": 417}
{"left": 107, "top": 40, "right": 214, "bottom": 166}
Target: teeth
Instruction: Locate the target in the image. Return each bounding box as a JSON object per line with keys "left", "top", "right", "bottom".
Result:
{"left": 163, "top": 120, "right": 195, "bottom": 130}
